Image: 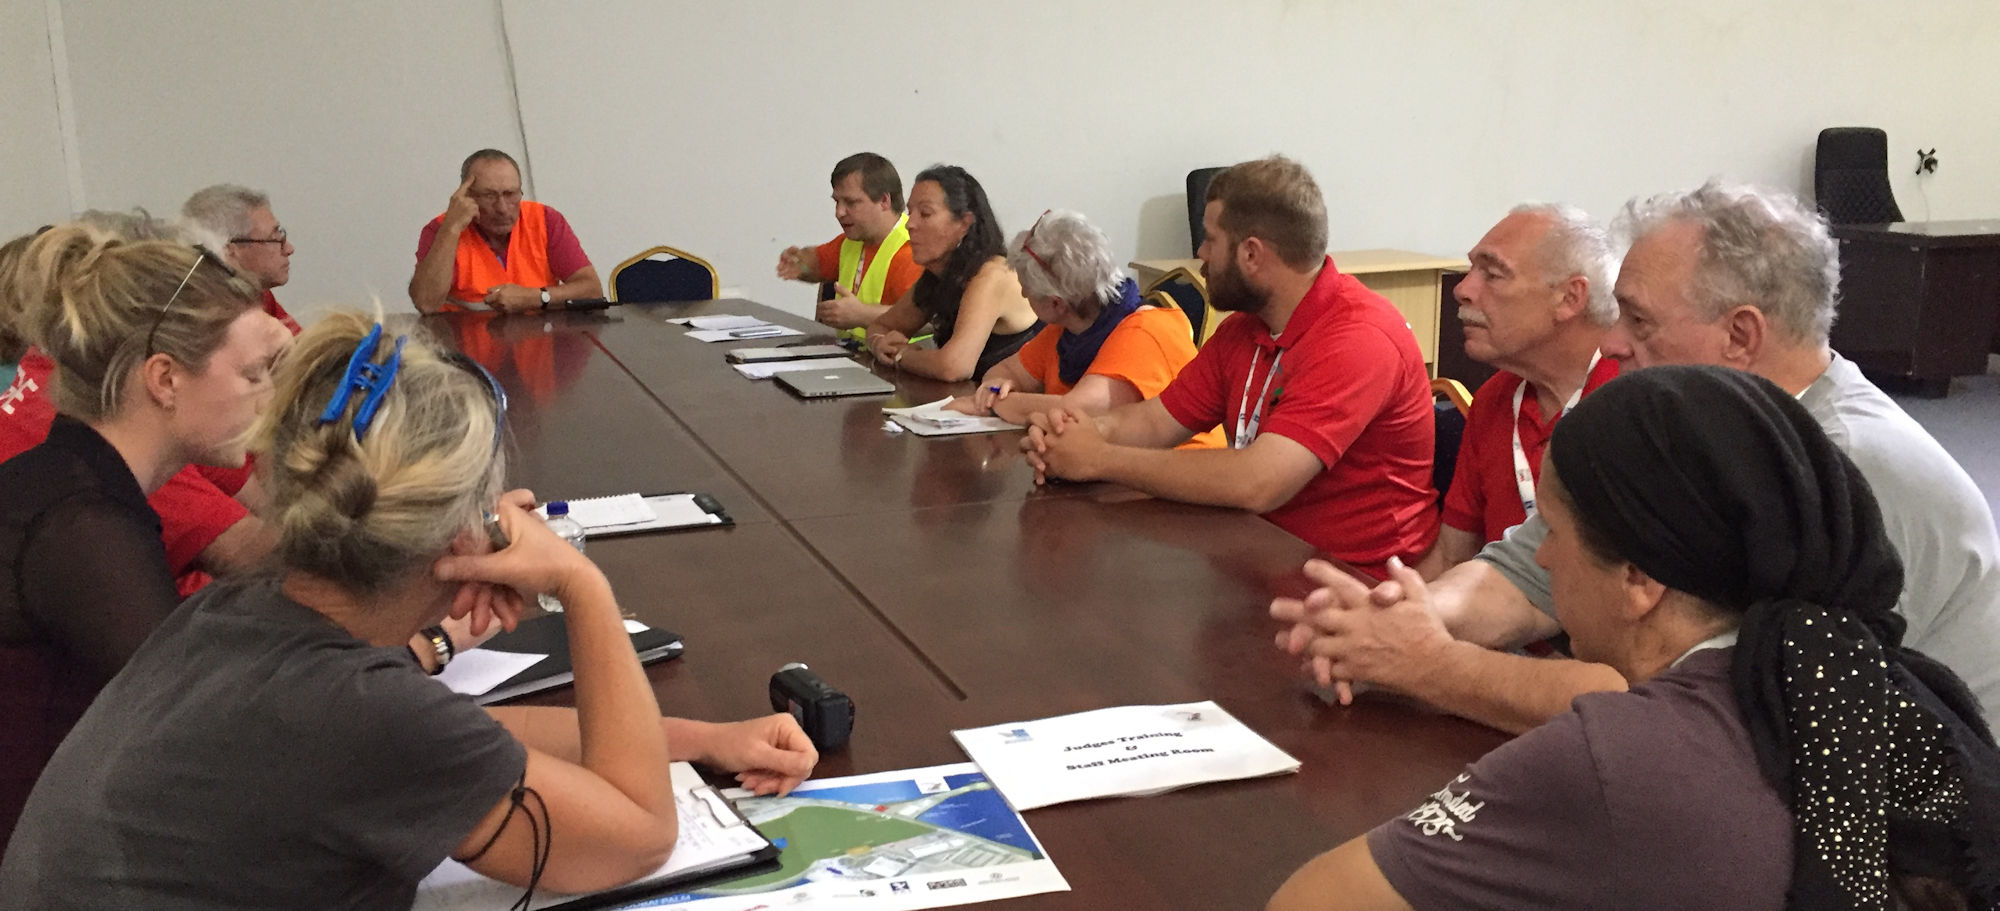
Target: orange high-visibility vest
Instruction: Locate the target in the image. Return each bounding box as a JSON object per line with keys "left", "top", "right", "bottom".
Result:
{"left": 449, "top": 200, "right": 555, "bottom": 303}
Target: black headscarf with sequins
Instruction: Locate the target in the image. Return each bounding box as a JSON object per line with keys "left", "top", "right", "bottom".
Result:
{"left": 1548, "top": 365, "right": 2000, "bottom": 910}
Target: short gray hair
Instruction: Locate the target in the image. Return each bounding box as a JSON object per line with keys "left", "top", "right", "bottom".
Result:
{"left": 1509, "top": 202, "right": 1618, "bottom": 327}
{"left": 1006, "top": 209, "right": 1127, "bottom": 319}
{"left": 181, "top": 184, "right": 271, "bottom": 241}
{"left": 73, "top": 207, "right": 179, "bottom": 242}
{"left": 1617, "top": 181, "right": 1839, "bottom": 344}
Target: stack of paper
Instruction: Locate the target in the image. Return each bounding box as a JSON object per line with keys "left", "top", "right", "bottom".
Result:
{"left": 668, "top": 314, "right": 804, "bottom": 342}
{"left": 732, "top": 358, "right": 854, "bottom": 380}
{"left": 413, "top": 763, "right": 776, "bottom": 911}
{"left": 952, "top": 701, "right": 1301, "bottom": 810}
{"left": 881, "top": 397, "right": 1021, "bottom": 436}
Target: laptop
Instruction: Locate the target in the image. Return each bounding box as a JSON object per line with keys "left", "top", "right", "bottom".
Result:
{"left": 776, "top": 366, "right": 896, "bottom": 398}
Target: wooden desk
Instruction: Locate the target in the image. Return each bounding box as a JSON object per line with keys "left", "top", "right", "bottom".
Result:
{"left": 1131, "top": 250, "right": 1469, "bottom": 374}
{"left": 427, "top": 303, "right": 1510, "bottom": 908}
{"left": 1830, "top": 219, "right": 2000, "bottom": 396}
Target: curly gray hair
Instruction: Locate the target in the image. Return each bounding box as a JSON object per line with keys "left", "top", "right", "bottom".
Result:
{"left": 1006, "top": 209, "right": 1127, "bottom": 320}
{"left": 1616, "top": 181, "right": 1839, "bottom": 344}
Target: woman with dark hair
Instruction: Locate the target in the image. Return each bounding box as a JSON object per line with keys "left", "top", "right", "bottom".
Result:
{"left": 864, "top": 165, "right": 1040, "bottom": 381}
{"left": 1269, "top": 365, "right": 2000, "bottom": 911}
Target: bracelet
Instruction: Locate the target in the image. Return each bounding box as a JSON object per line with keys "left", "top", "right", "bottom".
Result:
{"left": 421, "top": 625, "right": 454, "bottom": 675}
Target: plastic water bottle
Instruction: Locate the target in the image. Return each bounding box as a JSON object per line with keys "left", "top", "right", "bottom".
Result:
{"left": 538, "top": 501, "right": 586, "bottom": 613}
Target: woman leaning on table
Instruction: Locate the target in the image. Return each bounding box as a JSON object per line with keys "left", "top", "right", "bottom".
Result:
{"left": 1269, "top": 366, "right": 2000, "bottom": 911}
{"left": 864, "top": 164, "right": 1041, "bottom": 381}
{"left": 946, "top": 208, "right": 1222, "bottom": 448}
{"left": 0, "top": 313, "right": 818, "bottom": 908}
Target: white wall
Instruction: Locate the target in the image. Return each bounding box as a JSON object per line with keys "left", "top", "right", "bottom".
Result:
{"left": 23, "top": 0, "right": 523, "bottom": 320}
{"left": 5, "top": 0, "right": 1998, "bottom": 325}
{"left": 1, "top": 0, "right": 71, "bottom": 228}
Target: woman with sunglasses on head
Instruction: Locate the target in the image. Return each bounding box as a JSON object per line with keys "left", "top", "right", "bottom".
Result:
{"left": 0, "top": 313, "right": 817, "bottom": 908}
{"left": 1269, "top": 366, "right": 2000, "bottom": 911}
{"left": 864, "top": 164, "right": 1041, "bottom": 381}
{"left": 0, "top": 224, "right": 288, "bottom": 853}
{"left": 945, "top": 209, "right": 1222, "bottom": 448}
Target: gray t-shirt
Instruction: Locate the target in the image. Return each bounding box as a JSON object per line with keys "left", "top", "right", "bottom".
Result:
{"left": 1367, "top": 647, "right": 1793, "bottom": 910}
{"left": 1475, "top": 355, "right": 2000, "bottom": 720}
{"left": 0, "top": 576, "right": 528, "bottom": 910}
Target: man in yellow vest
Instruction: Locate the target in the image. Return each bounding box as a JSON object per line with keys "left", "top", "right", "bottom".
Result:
{"left": 774, "top": 152, "right": 924, "bottom": 341}
{"left": 410, "top": 149, "right": 602, "bottom": 313}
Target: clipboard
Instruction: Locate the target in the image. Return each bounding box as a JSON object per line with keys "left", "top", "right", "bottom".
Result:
{"left": 538, "top": 492, "right": 733, "bottom": 537}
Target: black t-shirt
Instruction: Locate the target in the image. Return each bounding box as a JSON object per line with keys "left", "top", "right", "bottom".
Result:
{"left": 0, "top": 576, "right": 528, "bottom": 909}
{"left": 0, "top": 416, "right": 180, "bottom": 853}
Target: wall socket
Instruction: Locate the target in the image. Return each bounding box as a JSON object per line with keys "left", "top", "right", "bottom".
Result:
{"left": 1916, "top": 148, "right": 1940, "bottom": 176}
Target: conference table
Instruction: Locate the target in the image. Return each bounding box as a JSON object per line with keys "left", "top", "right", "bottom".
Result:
{"left": 425, "top": 302, "right": 1511, "bottom": 909}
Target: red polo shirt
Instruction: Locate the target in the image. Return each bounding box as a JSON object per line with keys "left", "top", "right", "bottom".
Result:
{"left": 1158, "top": 256, "right": 1438, "bottom": 577}
{"left": 1442, "top": 357, "right": 1621, "bottom": 543}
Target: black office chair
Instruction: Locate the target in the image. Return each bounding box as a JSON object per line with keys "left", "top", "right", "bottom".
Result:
{"left": 609, "top": 245, "right": 720, "bottom": 303}
{"left": 1431, "top": 378, "right": 1472, "bottom": 503}
{"left": 1186, "top": 167, "right": 1225, "bottom": 255}
{"left": 1142, "top": 266, "right": 1213, "bottom": 345}
{"left": 1814, "top": 128, "right": 1903, "bottom": 225}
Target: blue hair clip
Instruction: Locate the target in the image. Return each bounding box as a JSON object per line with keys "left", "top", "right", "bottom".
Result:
{"left": 316, "top": 323, "right": 408, "bottom": 441}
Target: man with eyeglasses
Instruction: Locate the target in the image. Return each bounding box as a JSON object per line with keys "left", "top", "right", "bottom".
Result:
{"left": 409, "top": 149, "right": 601, "bottom": 314}
{"left": 182, "top": 184, "right": 302, "bottom": 334}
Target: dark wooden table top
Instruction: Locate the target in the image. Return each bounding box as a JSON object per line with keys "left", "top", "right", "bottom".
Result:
{"left": 423, "top": 302, "right": 1511, "bottom": 909}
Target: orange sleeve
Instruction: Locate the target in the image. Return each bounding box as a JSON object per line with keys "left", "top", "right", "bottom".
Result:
{"left": 814, "top": 236, "right": 844, "bottom": 283}
{"left": 1087, "top": 307, "right": 1199, "bottom": 398}
{"left": 880, "top": 243, "right": 925, "bottom": 306}
{"left": 1013, "top": 325, "right": 1064, "bottom": 391}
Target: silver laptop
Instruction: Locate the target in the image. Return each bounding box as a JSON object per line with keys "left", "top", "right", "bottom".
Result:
{"left": 776, "top": 366, "right": 896, "bottom": 398}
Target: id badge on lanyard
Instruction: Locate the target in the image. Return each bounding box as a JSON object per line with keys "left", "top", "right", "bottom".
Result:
{"left": 1511, "top": 350, "right": 1601, "bottom": 512}
{"left": 1234, "top": 348, "right": 1284, "bottom": 450}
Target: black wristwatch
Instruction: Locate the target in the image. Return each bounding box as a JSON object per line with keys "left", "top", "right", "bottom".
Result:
{"left": 421, "top": 625, "right": 455, "bottom": 675}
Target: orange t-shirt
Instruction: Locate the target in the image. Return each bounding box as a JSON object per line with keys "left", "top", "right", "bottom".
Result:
{"left": 814, "top": 234, "right": 924, "bottom": 305}
{"left": 1016, "top": 306, "right": 1224, "bottom": 449}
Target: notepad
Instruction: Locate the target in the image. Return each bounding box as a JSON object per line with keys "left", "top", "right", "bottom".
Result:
{"left": 686, "top": 325, "right": 805, "bottom": 342}
{"left": 536, "top": 493, "right": 731, "bottom": 536}
{"left": 882, "top": 396, "right": 1023, "bottom": 436}
{"left": 732, "top": 358, "right": 856, "bottom": 380}
{"left": 414, "top": 762, "right": 777, "bottom": 911}
{"left": 668, "top": 314, "right": 766, "bottom": 330}
{"left": 441, "top": 614, "right": 685, "bottom": 705}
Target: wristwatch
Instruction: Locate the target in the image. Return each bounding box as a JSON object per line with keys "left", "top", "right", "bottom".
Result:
{"left": 539, "top": 287, "right": 552, "bottom": 309}
{"left": 421, "top": 625, "right": 455, "bottom": 675}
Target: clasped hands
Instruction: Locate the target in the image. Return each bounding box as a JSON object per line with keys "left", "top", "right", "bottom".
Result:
{"left": 1269, "top": 556, "right": 1457, "bottom": 705}
{"left": 1017, "top": 407, "right": 1112, "bottom": 484}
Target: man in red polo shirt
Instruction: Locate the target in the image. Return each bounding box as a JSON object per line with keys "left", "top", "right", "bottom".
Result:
{"left": 1022, "top": 156, "right": 1436, "bottom": 578}
{"left": 409, "top": 149, "right": 600, "bottom": 314}
{"left": 1418, "top": 204, "right": 1620, "bottom": 577}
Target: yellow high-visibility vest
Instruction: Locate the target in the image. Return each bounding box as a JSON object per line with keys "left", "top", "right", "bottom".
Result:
{"left": 834, "top": 214, "right": 910, "bottom": 341}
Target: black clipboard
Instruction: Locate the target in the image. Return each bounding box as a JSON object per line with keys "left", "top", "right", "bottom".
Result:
{"left": 540, "top": 492, "right": 733, "bottom": 538}
{"left": 473, "top": 614, "right": 685, "bottom": 706}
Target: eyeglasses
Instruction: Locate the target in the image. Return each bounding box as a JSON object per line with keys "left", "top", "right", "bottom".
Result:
{"left": 1020, "top": 209, "right": 1057, "bottom": 280}
{"left": 145, "top": 244, "right": 237, "bottom": 357}
{"left": 469, "top": 190, "right": 523, "bottom": 205}
{"left": 230, "top": 227, "right": 287, "bottom": 246}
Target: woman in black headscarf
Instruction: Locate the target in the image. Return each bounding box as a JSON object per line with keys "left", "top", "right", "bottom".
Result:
{"left": 1270, "top": 365, "right": 1999, "bottom": 911}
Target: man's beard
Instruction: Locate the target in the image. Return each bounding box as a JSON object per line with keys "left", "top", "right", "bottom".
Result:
{"left": 1208, "top": 259, "right": 1268, "bottom": 313}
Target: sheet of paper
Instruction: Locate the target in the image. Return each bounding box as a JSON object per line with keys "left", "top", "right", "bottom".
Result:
{"left": 952, "top": 700, "right": 1301, "bottom": 811}
{"left": 414, "top": 763, "right": 772, "bottom": 911}
{"left": 635, "top": 762, "right": 1068, "bottom": 911}
{"left": 435, "top": 649, "right": 548, "bottom": 697}
{"left": 648, "top": 494, "right": 721, "bottom": 528}
{"left": 687, "top": 325, "right": 804, "bottom": 342}
{"left": 732, "top": 357, "right": 854, "bottom": 380}
{"left": 678, "top": 315, "right": 767, "bottom": 330}
{"left": 563, "top": 493, "right": 655, "bottom": 530}
{"left": 881, "top": 397, "right": 1021, "bottom": 436}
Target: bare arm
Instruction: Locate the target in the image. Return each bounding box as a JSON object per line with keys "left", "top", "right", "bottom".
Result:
{"left": 1429, "top": 548, "right": 1561, "bottom": 650}
{"left": 989, "top": 374, "right": 1142, "bottom": 426}
{"left": 1026, "top": 401, "right": 1321, "bottom": 513}
{"left": 484, "top": 707, "right": 818, "bottom": 796}
{"left": 1268, "top": 838, "right": 1414, "bottom": 911}
{"left": 1413, "top": 523, "right": 1481, "bottom": 581}
{"left": 196, "top": 514, "right": 278, "bottom": 576}
{"left": 438, "top": 502, "right": 676, "bottom": 894}
{"left": 774, "top": 245, "right": 826, "bottom": 284}
{"left": 411, "top": 178, "right": 479, "bottom": 314}
{"left": 551, "top": 265, "right": 603, "bottom": 303}
{"left": 863, "top": 286, "right": 930, "bottom": 347}
{"left": 895, "top": 262, "right": 1032, "bottom": 381}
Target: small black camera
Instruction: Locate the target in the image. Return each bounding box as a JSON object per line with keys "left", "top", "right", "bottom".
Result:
{"left": 769, "top": 663, "right": 854, "bottom": 752}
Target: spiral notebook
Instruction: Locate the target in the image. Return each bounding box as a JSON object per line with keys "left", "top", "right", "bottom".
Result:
{"left": 536, "top": 492, "right": 731, "bottom": 536}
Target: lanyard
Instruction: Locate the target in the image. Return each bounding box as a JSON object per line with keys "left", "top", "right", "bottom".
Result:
{"left": 1234, "top": 347, "right": 1284, "bottom": 449}
{"left": 850, "top": 248, "right": 869, "bottom": 293}
{"left": 1510, "top": 350, "right": 1601, "bottom": 513}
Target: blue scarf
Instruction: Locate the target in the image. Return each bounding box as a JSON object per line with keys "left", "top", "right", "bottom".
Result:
{"left": 1055, "top": 278, "right": 1142, "bottom": 386}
